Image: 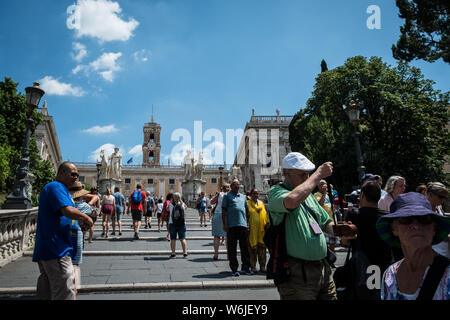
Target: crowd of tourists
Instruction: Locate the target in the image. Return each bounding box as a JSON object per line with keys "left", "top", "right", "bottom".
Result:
{"left": 32, "top": 153, "right": 449, "bottom": 300}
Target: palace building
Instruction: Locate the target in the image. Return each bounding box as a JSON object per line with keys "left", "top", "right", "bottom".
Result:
{"left": 74, "top": 116, "right": 230, "bottom": 200}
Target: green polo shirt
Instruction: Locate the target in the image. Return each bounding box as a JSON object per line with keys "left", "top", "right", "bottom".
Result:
{"left": 267, "top": 182, "right": 331, "bottom": 261}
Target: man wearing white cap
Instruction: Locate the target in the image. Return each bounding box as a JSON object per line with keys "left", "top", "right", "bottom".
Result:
{"left": 268, "top": 152, "right": 351, "bottom": 300}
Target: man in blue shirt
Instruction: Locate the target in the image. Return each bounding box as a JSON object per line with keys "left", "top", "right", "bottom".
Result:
{"left": 112, "top": 187, "right": 125, "bottom": 236}
{"left": 222, "top": 178, "right": 251, "bottom": 276}
{"left": 32, "top": 161, "right": 94, "bottom": 300}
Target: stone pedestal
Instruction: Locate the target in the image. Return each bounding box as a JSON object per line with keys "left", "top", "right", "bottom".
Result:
{"left": 181, "top": 179, "right": 206, "bottom": 206}
{"left": 98, "top": 178, "right": 122, "bottom": 195}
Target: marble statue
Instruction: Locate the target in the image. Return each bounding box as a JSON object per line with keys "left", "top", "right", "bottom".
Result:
{"left": 99, "top": 150, "right": 108, "bottom": 179}
{"left": 183, "top": 150, "right": 193, "bottom": 181}
{"left": 108, "top": 147, "right": 122, "bottom": 180}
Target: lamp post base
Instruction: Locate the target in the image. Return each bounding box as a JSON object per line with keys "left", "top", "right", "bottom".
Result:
{"left": 2, "top": 177, "right": 33, "bottom": 210}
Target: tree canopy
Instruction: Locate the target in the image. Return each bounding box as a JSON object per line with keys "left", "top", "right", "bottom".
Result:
{"left": 0, "top": 77, "right": 55, "bottom": 206}
{"left": 392, "top": 0, "right": 450, "bottom": 64}
{"left": 289, "top": 56, "right": 449, "bottom": 195}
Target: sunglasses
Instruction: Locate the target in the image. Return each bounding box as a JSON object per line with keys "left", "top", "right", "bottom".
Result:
{"left": 397, "top": 215, "right": 434, "bottom": 225}
{"left": 70, "top": 172, "right": 80, "bottom": 178}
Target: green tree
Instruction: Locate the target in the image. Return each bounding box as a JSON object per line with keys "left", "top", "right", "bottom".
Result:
{"left": 0, "top": 77, "right": 55, "bottom": 206}
{"left": 392, "top": 0, "right": 450, "bottom": 64}
{"left": 289, "top": 56, "right": 450, "bottom": 195}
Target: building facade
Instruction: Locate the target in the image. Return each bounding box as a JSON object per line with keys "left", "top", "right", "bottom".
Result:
{"left": 233, "top": 109, "right": 293, "bottom": 200}
{"left": 75, "top": 118, "right": 229, "bottom": 200}
{"left": 33, "top": 101, "right": 63, "bottom": 172}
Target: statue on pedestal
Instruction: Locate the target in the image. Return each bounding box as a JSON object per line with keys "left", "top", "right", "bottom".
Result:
{"left": 183, "top": 149, "right": 193, "bottom": 181}
{"left": 194, "top": 152, "right": 204, "bottom": 180}
{"left": 108, "top": 147, "right": 122, "bottom": 180}
{"left": 99, "top": 150, "right": 108, "bottom": 180}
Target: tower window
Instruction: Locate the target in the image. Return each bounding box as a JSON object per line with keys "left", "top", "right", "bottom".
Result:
{"left": 150, "top": 133, "right": 155, "bottom": 142}
{"left": 169, "top": 179, "right": 175, "bottom": 185}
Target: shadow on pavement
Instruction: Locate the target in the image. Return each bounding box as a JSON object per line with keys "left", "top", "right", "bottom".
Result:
{"left": 192, "top": 271, "right": 231, "bottom": 279}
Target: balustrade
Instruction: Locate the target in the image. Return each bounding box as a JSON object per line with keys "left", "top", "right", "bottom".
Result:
{"left": 0, "top": 208, "right": 37, "bottom": 267}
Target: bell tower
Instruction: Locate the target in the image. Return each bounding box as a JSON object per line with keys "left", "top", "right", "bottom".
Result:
{"left": 142, "top": 112, "right": 161, "bottom": 167}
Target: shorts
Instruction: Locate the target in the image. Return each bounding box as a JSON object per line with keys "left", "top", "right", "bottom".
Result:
{"left": 131, "top": 209, "right": 143, "bottom": 222}
{"left": 102, "top": 204, "right": 114, "bottom": 215}
{"left": 112, "top": 207, "right": 123, "bottom": 221}
{"left": 144, "top": 209, "right": 153, "bottom": 217}
{"left": 169, "top": 223, "right": 186, "bottom": 240}
{"left": 36, "top": 255, "right": 75, "bottom": 300}
{"left": 161, "top": 213, "right": 170, "bottom": 223}
{"left": 157, "top": 211, "right": 162, "bottom": 219}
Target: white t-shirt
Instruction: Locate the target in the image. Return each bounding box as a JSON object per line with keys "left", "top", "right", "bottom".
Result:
{"left": 214, "top": 192, "right": 225, "bottom": 214}
{"left": 378, "top": 193, "right": 394, "bottom": 212}
{"left": 156, "top": 203, "right": 163, "bottom": 213}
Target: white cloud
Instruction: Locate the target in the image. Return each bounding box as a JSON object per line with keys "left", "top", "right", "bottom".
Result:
{"left": 89, "top": 143, "right": 116, "bottom": 162}
{"left": 72, "top": 42, "right": 87, "bottom": 62}
{"left": 133, "top": 49, "right": 151, "bottom": 63}
{"left": 70, "top": 0, "right": 139, "bottom": 42}
{"left": 72, "top": 64, "right": 87, "bottom": 75}
{"left": 38, "top": 76, "right": 86, "bottom": 97}
{"left": 72, "top": 52, "right": 122, "bottom": 81}
{"left": 82, "top": 124, "right": 118, "bottom": 135}
{"left": 166, "top": 142, "right": 224, "bottom": 166}
{"left": 128, "top": 145, "right": 142, "bottom": 157}
{"left": 90, "top": 52, "right": 122, "bottom": 81}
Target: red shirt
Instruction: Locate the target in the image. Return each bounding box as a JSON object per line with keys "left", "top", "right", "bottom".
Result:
{"left": 129, "top": 190, "right": 147, "bottom": 212}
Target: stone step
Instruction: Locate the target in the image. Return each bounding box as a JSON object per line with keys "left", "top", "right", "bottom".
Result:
{"left": 81, "top": 236, "right": 216, "bottom": 241}
{"left": 0, "top": 279, "right": 275, "bottom": 296}
{"left": 23, "top": 249, "right": 233, "bottom": 256}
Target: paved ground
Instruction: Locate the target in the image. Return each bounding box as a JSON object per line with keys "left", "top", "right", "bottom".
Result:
{"left": 0, "top": 208, "right": 349, "bottom": 300}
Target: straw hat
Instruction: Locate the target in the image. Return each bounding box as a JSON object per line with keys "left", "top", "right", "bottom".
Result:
{"left": 69, "top": 181, "right": 90, "bottom": 199}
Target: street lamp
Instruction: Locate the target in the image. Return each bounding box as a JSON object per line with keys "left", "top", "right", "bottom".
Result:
{"left": 218, "top": 165, "right": 224, "bottom": 191}
{"left": 3, "top": 82, "right": 45, "bottom": 209}
{"left": 344, "top": 100, "right": 366, "bottom": 183}
{"left": 96, "top": 161, "right": 101, "bottom": 191}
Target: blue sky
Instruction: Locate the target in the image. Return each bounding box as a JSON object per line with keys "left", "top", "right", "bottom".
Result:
{"left": 1, "top": 0, "right": 448, "bottom": 167}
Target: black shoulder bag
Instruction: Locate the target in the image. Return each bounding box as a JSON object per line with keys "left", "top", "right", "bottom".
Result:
{"left": 264, "top": 210, "right": 289, "bottom": 285}
{"left": 416, "top": 254, "right": 450, "bottom": 300}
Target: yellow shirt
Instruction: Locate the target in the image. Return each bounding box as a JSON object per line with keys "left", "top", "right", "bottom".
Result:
{"left": 314, "top": 192, "right": 334, "bottom": 221}
{"left": 246, "top": 199, "right": 269, "bottom": 247}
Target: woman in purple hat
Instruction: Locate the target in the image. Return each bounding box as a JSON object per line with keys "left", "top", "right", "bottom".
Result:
{"left": 376, "top": 192, "right": 450, "bottom": 300}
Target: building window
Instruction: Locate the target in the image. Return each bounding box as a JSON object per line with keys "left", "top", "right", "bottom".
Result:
{"left": 79, "top": 176, "right": 85, "bottom": 182}
{"left": 169, "top": 178, "right": 175, "bottom": 185}
{"left": 211, "top": 178, "right": 218, "bottom": 184}
{"left": 148, "top": 178, "right": 154, "bottom": 184}
{"left": 125, "top": 178, "right": 131, "bottom": 184}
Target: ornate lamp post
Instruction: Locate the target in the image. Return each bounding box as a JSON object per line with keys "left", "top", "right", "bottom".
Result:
{"left": 3, "top": 82, "right": 45, "bottom": 209}
{"left": 218, "top": 165, "right": 224, "bottom": 192}
{"left": 96, "top": 161, "right": 101, "bottom": 189}
{"left": 344, "top": 100, "right": 366, "bottom": 183}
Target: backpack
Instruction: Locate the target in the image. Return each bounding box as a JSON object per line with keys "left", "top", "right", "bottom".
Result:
{"left": 172, "top": 203, "right": 185, "bottom": 226}
{"left": 263, "top": 209, "right": 289, "bottom": 285}
{"left": 131, "top": 190, "right": 142, "bottom": 204}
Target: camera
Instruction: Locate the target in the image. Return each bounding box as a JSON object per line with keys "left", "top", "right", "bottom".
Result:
{"left": 344, "top": 190, "right": 360, "bottom": 205}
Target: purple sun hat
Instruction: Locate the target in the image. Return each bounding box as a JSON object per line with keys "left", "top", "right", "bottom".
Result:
{"left": 376, "top": 192, "right": 450, "bottom": 247}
